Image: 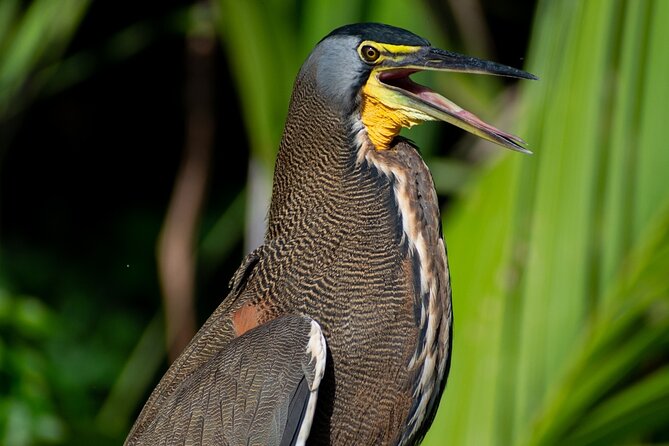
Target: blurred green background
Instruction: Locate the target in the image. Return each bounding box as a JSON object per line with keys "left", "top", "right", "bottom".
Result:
{"left": 1, "top": 0, "right": 668, "bottom": 445}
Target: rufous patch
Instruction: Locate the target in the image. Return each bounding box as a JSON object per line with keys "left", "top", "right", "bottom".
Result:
{"left": 232, "top": 303, "right": 260, "bottom": 337}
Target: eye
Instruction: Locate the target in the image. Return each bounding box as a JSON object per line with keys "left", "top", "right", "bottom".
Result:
{"left": 360, "top": 45, "right": 380, "bottom": 63}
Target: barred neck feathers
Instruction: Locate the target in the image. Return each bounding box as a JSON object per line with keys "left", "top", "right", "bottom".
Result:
{"left": 267, "top": 69, "right": 353, "bottom": 241}
{"left": 352, "top": 118, "right": 453, "bottom": 445}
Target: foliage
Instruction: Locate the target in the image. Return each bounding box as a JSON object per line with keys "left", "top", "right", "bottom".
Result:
{"left": 0, "top": 290, "right": 63, "bottom": 445}
{"left": 426, "top": 0, "right": 669, "bottom": 444}
{"left": 0, "top": 0, "right": 90, "bottom": 121}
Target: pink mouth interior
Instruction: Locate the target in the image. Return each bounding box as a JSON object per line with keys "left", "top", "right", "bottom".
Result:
{"left": 378, "top": 70, "right": 526, "bottom": 146}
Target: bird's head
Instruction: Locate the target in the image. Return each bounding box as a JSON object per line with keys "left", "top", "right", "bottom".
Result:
{"left": 301, "top": 23, "right": 537, "bottom": 153}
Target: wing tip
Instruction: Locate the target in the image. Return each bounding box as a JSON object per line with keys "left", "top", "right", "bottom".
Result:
{"left": 306, "top": 320, "right": 327, "bottom": 390}
{"left": 295, "top": 319, "right": 327, "bottom": 446}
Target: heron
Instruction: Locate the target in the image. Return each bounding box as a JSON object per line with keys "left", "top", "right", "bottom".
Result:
{"left": 126, "top": 22, "right": 535, "bottom": 446}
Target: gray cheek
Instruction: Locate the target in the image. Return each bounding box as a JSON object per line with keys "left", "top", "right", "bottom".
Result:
{"left": 303, "top": 37, "right": 367, "bottom": 112}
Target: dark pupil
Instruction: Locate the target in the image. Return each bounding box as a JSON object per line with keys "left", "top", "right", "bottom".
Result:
{"left": 365, "top": 47, "right": 377, "bottom": 60}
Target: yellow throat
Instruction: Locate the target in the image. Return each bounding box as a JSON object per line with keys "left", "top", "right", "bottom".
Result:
{"left": 360, "top": 72, "right": 431, "bottom": 150}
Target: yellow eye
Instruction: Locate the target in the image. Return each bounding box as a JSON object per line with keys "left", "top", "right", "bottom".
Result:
{"left": 360, "top": 45, "right": 380, "bottom": 63}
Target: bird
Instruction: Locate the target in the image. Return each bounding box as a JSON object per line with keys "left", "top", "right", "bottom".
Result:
{"left": 125, "top": 23, "right": 536, "bottom": 446}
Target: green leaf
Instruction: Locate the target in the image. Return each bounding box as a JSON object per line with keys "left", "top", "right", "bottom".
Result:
{"left": 566, "top": 366, "right": 669, "bottom": 445}
{"left": 0, "top": 0, "right": 90, "bottom": 120}
{"left": 428, "top": 0, "right": 669, "bottom": 445}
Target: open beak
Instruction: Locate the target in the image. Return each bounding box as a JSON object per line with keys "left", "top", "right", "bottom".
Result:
{"left": 378, "top": 47, "right": 537, "bottom": 154}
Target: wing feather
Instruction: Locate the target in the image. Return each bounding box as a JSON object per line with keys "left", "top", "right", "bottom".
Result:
{"left": 125, "top": 315, "right": 326, "bottom": 446}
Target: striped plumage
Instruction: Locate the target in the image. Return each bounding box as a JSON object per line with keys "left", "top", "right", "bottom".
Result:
{"left": 126, "top": 23, "right": 534, "bottom": 446}
{"left": 127, "top": 315, "right": 325, "bottom": 445}
{"left": 265, "top": 70, "right": 453, "bottom": 443}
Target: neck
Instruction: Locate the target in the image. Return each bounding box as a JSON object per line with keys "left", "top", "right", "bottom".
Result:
{"left": 267, "top": 70, "right": 357, "bottom": 240}
{"left": 267, "top": 69, "right": 452, "bottom": 445}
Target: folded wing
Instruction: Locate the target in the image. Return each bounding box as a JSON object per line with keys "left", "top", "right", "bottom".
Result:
{"left": 126, "top": 315, "right": 326, "bottom": 446}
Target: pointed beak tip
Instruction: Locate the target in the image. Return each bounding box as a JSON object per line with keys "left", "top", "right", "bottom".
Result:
{"left": 513, "top": 69, "right": 538, "bottom": 81}
{"left": 508, "top": 143, "right": 533, "bottom": 155}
